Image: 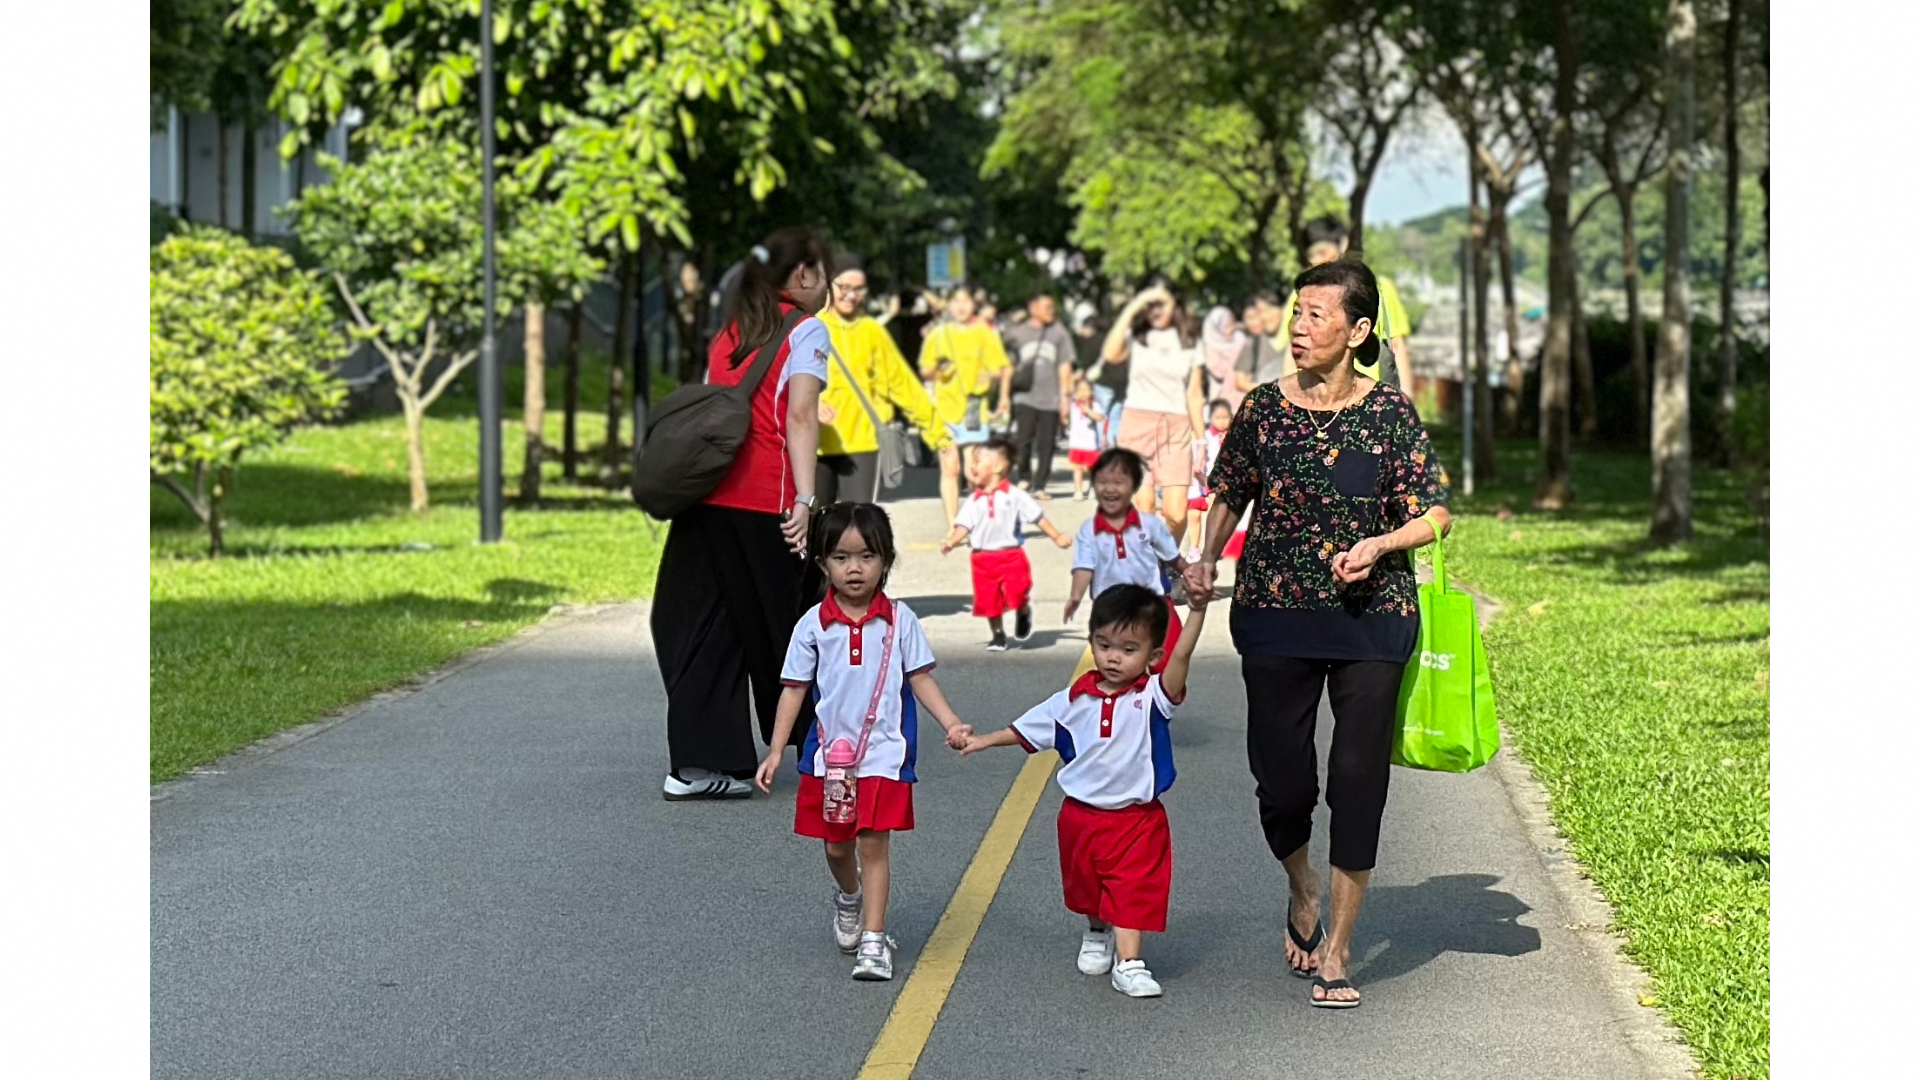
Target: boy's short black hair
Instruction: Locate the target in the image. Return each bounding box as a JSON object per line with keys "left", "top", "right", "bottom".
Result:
{"left": 978, "top": 438, "right": 1016, "bottom": 468}
{"left": 1207, "top": 398, "right": 1233, "bottom": 416}
{"left": 813, "top": 502, "right": 897, "bottom": 593}
{"left": 1089, "top": 584, "right": 1169, "bottom": 645}
{"left": 1090, "top": 447, "right": 1146, "bottom": 492}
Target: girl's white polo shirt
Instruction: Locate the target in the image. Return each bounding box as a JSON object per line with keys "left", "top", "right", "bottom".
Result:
{"left": 782, "top": 592, "right": 936, "bottom": 782}
{"left": 1072, "top": 509, "right": 1181, "bottom": 597}
{"left": 1011, "top": 672, "right": 1180, "bottom": 810}
{"left": 953, "top": 480, "right": 1046, "bottom": 552}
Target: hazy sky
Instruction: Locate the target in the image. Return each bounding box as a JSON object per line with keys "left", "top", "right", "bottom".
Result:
{"left": 1324, "top": 106, "right": 1475, "bottom": 226}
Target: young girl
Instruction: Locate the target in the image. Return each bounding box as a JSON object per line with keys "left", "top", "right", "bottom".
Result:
{"left": 756, "top": 504, "right": 973, "bottom": 982}
{"left": 1065, "top": 448, "right": 1186, "bottom": 681}
{"left": 1184, "top": 399, "right": 1233, "bottom": 561}
{"left": 1066, "top": 376, "right": 1105, "bottom": 501}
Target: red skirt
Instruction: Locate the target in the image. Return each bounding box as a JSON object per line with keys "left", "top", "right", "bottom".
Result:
{"left": 1057, "top": 798, "right": 1172, "bottom": 933}
{"left": 1068, "top": 448, "right": 1101, "bottom": 468}
{"left": 970, "top": 547, "right": 1034, "bottom": 620}
{"left": 794, "top": 773, "right": 915, "bottom": 842}
{"left": 1222, "top": 530, "right": 1246, "bottom": 560}
{"left": 1186, "top": 495, "right": 1209, "bottom": 512}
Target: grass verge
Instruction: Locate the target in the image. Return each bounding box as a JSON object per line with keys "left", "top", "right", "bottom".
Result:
{"left": 1440, "top": 434, "right": 1769, "bottom": 1080}
{"left": 151, "top": 405, "right": 663, "bottom": 783}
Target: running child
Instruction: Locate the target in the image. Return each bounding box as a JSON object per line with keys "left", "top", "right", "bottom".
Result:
{"left": 1184, "top": 399, "right": 1234, "bottom": 561}
{"left": 756, "top": 503, "right": 973, "bottom": 982}
{"left": 940, "top": 439, "right": 1073, "bottom": 651}
{"left": 963, "top": 583, "right": 1209, "bottom": 998}
{"left": 1065, "top": 448, "right": 1186, "bottom": 680}
{"left": 1066, "top": 376, "right": 1106, "bottom": 501}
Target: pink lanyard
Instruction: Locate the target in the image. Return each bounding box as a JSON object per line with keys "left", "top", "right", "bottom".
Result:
{"left": 844, "top": 616, "right": 898, "bottom": 765}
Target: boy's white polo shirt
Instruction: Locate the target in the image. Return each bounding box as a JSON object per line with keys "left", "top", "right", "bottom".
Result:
{"left": 782, "top": 593, "right": 936, "bottom": 782}
{"left": 1072, "top": 509, "right": 1181, "bottom": 596}
{"left": 953, "top": 480, "right": 1045, "bottom": 551}
{"left": 1011, "top": 672, "right": 1180, "bottom": 810}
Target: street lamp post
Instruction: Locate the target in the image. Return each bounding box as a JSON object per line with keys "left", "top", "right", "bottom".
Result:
{"left": 477, "top": 0, "right": 503, "bottom": 542}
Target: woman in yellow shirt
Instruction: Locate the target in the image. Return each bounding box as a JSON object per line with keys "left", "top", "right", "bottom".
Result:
{"left": 917, "top": 287, "right": 1011, "bottom": 525}
{"left": 815, "top": 258, "right": 946, "bottom": 504}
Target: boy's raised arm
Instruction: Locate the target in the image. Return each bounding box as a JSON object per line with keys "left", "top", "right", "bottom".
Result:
{"left": 1158, "top": 598, "right": 1209, "bottom": 704}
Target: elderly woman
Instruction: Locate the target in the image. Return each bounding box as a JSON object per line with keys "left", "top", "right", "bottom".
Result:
{"left": 1186, "top": 259, "right": 1452, "bottom": 1010}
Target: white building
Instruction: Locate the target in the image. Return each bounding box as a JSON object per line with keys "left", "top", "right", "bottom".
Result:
{"left": 149, "top": 104, "right": 356, "bottom": 233}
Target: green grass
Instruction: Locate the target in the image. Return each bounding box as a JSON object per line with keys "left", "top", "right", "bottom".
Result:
{"left": 1437, "top": 433, "right": 1769, "bottom": 1080}
{"left": 151, "top": 401, "right": 664, "bottom": 783}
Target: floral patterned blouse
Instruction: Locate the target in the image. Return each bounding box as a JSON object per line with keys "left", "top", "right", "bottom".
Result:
{"left": 1207, "top": 381, "right": 1449, "bottom": 661}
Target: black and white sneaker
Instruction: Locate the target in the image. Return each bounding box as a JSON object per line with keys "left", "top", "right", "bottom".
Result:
{"left": 662, "top": 768, "right": 752, "bottom": 801}
{"left": 987, "top": 633, "right": 1010, "bottom": 652}
{"left": 1014, "top": 605, "right": 1034, "bottom": 642}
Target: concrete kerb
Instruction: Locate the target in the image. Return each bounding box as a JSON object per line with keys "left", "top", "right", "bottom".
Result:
{"left": 148, "top": 602, "right": 628, "bottom": 805}
{"left": 1459, "top": 580, "right": 1705, "bottom": 1080}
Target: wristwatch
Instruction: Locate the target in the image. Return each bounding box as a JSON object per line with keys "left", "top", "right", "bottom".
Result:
{"left": 794, "top": 494, "right": 820, "bottom": 514}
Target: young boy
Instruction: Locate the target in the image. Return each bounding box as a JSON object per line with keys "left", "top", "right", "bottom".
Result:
{"left": 1065, "top": 448, "right": 1186, "bottom": 679}
{"left": 941, "top": 439, "right": 1073, "bottom": 651}
{"left": 965, "top": 584, "right": 1208, "bottom": 997}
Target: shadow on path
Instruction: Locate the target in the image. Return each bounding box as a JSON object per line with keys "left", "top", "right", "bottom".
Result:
{"left": 1351, "top": 873, "right": 1542, "bottom": 985}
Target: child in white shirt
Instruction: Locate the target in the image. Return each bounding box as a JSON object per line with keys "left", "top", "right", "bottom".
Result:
{"left": 1065, "top": 448, "right": 1186, "bottom": 681}
{"left": 941, "top": 439, "right": 1073, "bottom": 651}
{"left": 1066, "top": 376, "right": 1106, "bottom": 501}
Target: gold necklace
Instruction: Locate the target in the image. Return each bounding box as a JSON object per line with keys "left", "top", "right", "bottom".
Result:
{"left": 1299, "top": 382, "right": 1358, "bottom": 439}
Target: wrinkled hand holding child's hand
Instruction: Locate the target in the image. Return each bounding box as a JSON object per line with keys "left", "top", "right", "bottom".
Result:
{"left": 945, "top": 724, "right": 973, "bottom": 751}
{"left": 753, "top": 753, "right": 782, "bottom": 794}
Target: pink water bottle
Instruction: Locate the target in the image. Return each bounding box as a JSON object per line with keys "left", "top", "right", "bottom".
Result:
{"left": 822, "top": 738, "right": 859, "bottom": 825}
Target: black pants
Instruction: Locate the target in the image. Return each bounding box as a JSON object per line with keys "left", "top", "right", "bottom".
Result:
{"left": 652, "top": 504, "right": 814, "bottom": 778}
{"left": 816, "top": 452, "right": 880, "bottom": 507}
{"left": 1011, "top": 405, "right": 1061, "bottom": 490}
{"left": 1242, "top": 656, "right": 1404, "bottom": 872}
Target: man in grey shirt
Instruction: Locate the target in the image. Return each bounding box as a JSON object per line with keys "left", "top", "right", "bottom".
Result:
{"left": 1235, "top": 287, "right": 1290, "bottom": 392}
{"left": 1003, "top": 291, "right": 1078, "bottom": 495}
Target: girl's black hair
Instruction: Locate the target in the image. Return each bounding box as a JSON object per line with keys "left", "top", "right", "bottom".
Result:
{"left": 1207, "top": 398, "right": 1233, "bottom": 416}
{"left": 1292, "top": 259, "right": 1382, "bottom": 367}
{"left": 1090, "top": 447, "right": 1146, "bottom": 492}
{"left": 813, "top": 502, "right": 898, "bottom": 594}
{"left": 727, "top": 227, "right": 833, "bottom": 367}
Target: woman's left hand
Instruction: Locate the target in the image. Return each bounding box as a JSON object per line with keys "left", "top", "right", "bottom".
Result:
{"left": 782, "top": 503, "right": 813, "bottom": 555}
{"left": 1331, "top": 536, "right": 1388, "bottom": 584}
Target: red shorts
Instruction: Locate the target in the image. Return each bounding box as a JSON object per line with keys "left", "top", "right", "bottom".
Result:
{"left": 795, "top": 773, "right": 914, "bottom": 842}
{"left": 1057, "top": 798, "right": 1172, "bottom": 933}
{"left": 970, "top": 547, "right": 1033, "bottom": 619}
{"left": 1068, "top": 448, "right": 1101, "bottom": 468}
{"left": 1186, "top": 495, "right": 1209, "bottom": 512}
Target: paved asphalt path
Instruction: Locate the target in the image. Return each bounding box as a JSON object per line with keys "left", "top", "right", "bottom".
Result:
{"left": 153, "top": 470, "right": 1663, "bottom": 1080}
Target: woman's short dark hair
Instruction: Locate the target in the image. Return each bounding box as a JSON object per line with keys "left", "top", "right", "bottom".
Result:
{"left": 832, "top": 251, "right": 864, "bottom": 277}
{"left": 1299, "top": 215, "right": 1349, "bottom": 256}
{"left": 1091, "top": 447, "right": 1146, "bottom": 492}
{"left": 813, "top": 502, "right": 897, "bottom": 593}
{"left": 1293, "top": 259, "right": 1381, "bottom": 366}
{"left": 1130, "top": 274, "right": 1199, "bottom": 348}
{"left": 1089, "top": 583, "right": 1170, "bottom": 644}
{"left": 729, "top": 228, "right": 832, "bottom": 366}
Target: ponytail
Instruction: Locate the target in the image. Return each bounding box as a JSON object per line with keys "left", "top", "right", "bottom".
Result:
{"left": 727, "top": 228, "right": 832, "bottom": 366}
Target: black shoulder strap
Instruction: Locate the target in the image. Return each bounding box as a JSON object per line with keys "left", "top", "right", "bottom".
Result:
{"left": 732, "top": 309, "right": 812, "bottom": 399}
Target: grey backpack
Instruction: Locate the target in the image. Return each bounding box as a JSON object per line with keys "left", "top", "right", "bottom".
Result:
{"left": 631, "top": 309, "right": 809, "bottom": 520}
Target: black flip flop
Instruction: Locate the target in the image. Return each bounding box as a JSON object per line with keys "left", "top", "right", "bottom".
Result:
{"left": 1310, "top": 976, "right": 1361, "bottom": 1009}
{"left": 1286, "top": 903, "right": 1325, "bottom": 979}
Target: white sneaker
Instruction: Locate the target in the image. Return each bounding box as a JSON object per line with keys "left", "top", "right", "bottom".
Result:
{"left": 1077, "top": 929, "right": 1115, "bottom": 975}
{"left": 852, "top": 931, "right": 897, "bottom": 981}
{"left": 661, "top": 769, "right": 752, "bottom": 801}
{"left": 1110, "top": 958, "right": 1163, "bottom": 998}
{"left": 833, "top": 891, "right": 863, "bottom": 954}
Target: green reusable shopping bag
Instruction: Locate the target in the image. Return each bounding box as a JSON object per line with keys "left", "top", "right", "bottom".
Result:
{"left": 1392, "top": 538, "right": 1500, "bottom": 772}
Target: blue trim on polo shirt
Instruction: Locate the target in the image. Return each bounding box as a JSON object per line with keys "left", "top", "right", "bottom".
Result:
{"left": 899, "top": 684, "right": 919, "bottom": 783}
{"left": 1149, "top": 704, "right": 1176, "bottom": 798}
{"left": 1055, "top": 722, "right": 1078, "bottom": 764}
{"left": 796, "top": 685, "right": 822, "bottom": 776}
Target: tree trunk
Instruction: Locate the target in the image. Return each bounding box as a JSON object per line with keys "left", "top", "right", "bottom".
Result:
{"left": 208, "top": 465, "right": 232, "bottom": 557}
{"left": 1468, "top": 150, "right": 1498, "bottom": 481}
{"left": 217, "top": 120, "right": 230, "bottom": 228}
{"left": 1533, "top": 0, "right": 1578, "bottom": 509}
{"left": 520, "top": 300, "right": 547, "bottom": 502}
{"left": 563, "top": 300, "right": 583, "bottom": 480}
{"left": 1490, "top": 189, "right": 1524, "bottom": 434}
{"left": 405, "top": 402, "right": 430, "bottom": 512}
{"left": 1651, "top": 0, "right": 1696, "bottom": 544}
{"left": 1572, "top": 270, "right": 1598, "bottom": 439}
{"left": 241, "top": 119, "right": 257, "bottom": 235}
{"left": 1718, "top": 0, "right": 1742, "bottom": 462}
{"left": 1248, "top": 190, "right": 1281, "bottom": 290}
{"left": 1347, "top": 178, "right": 1371, "bottom": 258}
{"left": 603, "top": 256, "right": 634, "bottom": 484}
{"left": 1619, "top": 183, "right": 1651, "bottom": 441}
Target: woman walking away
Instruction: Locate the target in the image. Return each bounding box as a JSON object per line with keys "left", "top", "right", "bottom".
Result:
{"left": 653, "top": 229, "right": 832, "bottom": 802}
{"left": 1101, "top": 277, "right": 1208, "bottom": 539}
{"left": 918, "top": 286, "right": 1012, "bottom": 526}
{"left": 816, "top": 253, "right": 946, "bottom": 505}
{"left": 1186, "top": 259, "right": 1452, "bottom": 1008}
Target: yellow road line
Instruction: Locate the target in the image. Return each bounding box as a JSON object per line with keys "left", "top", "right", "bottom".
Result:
{"left": 854, "top": 752, "right": 1057, "bottom": 1080}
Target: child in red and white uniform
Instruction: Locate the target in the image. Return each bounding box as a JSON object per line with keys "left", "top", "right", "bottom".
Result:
{"left": 1065, "top": 448, "right": 1186, "bottom": 681}
{"left": 757, "top": 504, "right": 973, "bottom": 983}
{"left": 1184, "top": 399, "right": 1234, "bottom": 561}
{"left": 941, "top": 439, "right": 1073, "bottom": 651}
{"left": 1066, "top": 376, "right": 1105, "bottom": 501}
{"left": 964, "top": 583, "right": 1208, "bottom": 998}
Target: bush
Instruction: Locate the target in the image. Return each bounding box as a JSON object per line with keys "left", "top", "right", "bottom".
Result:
{"left": 150, "top": 227, "right": 347, "bottom": 554}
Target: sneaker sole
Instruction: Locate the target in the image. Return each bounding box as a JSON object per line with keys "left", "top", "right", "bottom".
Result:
{"left": 1078, "top": 959, "right": 1114, "bottom": 975}
{"left": 1113, "top": 984, "right": 1163, "bottom": 998}
{"left": 852, "top": 968, "right": 893, "bottom": 981}
{"left": 661, "top": 786, "right": 752, "bottom": 802}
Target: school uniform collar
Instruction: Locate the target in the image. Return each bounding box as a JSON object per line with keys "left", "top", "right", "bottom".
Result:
{"left": 1093, "top": 509, "right": 1141, "bottom": 535}
{"left": 1068, "top": 670, "right": 1151, "bottom": 701}
{"left": 820, "top": 591, "right": 895, "bottom": 630}
{"left": 972, "top": 480, "right": 1012, "bottom": 500}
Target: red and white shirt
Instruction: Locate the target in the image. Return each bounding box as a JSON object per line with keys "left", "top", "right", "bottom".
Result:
{"left": 703, "top": 306, "right": 831, "bottom": 514}
{"left": 1068, "top": 401, "right": 1101, "bottom": 454}
{"left": 953, "top": 481, "right": 1047, "bottom": 552}
{"left": 1011, "top": 672, "right": 1180, "bottom": 809}
{"left": 1072, "top": 509, "right": 1181, "bottom": 596}
{"left": 781, "top": 592, "right": 936, "bottom": 782}
{"left": 1188, "top": 427, "right": 1226, "bottom": 502}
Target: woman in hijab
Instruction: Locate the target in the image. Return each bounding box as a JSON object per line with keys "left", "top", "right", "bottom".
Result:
{"left": 1202, "top": 306, "right": 1250, "bottom": 416}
